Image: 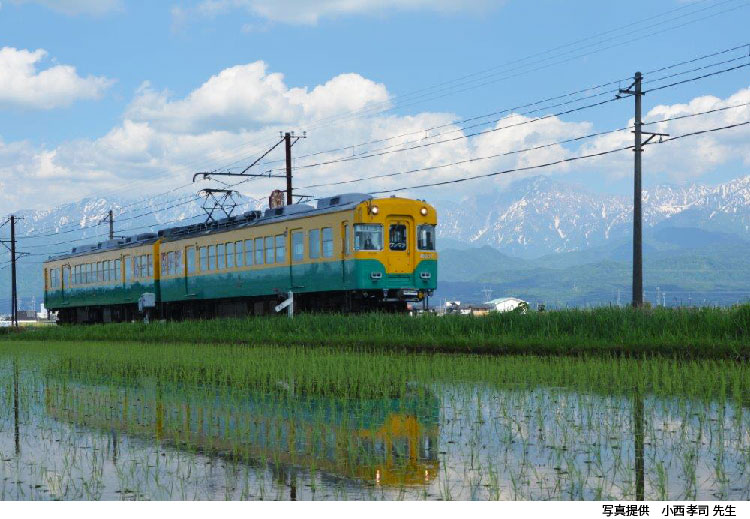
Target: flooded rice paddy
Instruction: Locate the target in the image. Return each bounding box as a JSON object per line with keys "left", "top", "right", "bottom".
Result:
{"left": 1, "top": 341, "right": 749, "bottom": 500}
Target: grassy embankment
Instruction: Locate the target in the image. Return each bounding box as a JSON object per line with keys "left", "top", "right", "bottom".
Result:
{"left": 2, "top": 305, "right": 750, "bottom": 358}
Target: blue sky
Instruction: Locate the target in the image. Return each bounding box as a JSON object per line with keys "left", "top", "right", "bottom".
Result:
{"left": 1, "top": 0, "right": 749, "bottom": 212}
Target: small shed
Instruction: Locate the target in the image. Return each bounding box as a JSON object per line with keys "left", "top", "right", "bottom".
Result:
{"left": 485, "top": 297, "right": 528, "bottom": 313}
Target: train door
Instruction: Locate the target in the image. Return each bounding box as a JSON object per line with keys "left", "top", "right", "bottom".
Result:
{"left": 290, "top": 228, "right": 305, "bottom": 290}
{"left": 185, "top": 246, "right": 197, "bottom": 296}
{"left": 341, "top": 221, "right": 351, "bottom": 285}
{"left": 386, "top": 217, "right": 413, "bottom": 274}
{"left": 61, "top": 265, "right": 70, "bottom": 304}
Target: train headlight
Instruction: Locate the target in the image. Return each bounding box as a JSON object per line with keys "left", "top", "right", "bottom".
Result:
{"left": 370, "top": 205, "right": 379, "bottom": 215}
{"left": 420, "top": 207, "right": 428, "bottom": 216}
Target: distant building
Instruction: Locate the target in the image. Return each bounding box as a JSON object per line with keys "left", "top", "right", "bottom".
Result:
{"left": 17, "top": 310, "right": 37, "bottom": 321}
{"left": 485, "top": 297, "right": 528, "bottom": 313}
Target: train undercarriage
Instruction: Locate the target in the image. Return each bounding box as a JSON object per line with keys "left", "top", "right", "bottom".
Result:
{"left": 55, "top": 289, "right": 426, "bottom": 324}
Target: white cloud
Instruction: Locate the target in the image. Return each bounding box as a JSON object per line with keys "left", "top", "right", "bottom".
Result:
{"left": 581, "top": 87, "right": 750, "bottom": 181}
{"left": 1, "top": 60, "right": 748, "bottom": 214}
{"left": 126, "top": 62, "right": 389, "bottom": 133}
{"left": 177, "top": 0, "right": 497, "bottom": 26}
{"left": 9, "top": 0, "right": 122, "bottom": 16}
{"left": 0, "top": 47, "right": 114, "bottom": 109}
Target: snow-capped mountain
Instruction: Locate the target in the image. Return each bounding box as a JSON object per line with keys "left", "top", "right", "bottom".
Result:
{"left": 434, "top": 175, "right": 750, "bottom": 257}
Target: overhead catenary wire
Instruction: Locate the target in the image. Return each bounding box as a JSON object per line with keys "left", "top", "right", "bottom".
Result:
{"left": 249, "top": 47, "right": 750, "bottom": 176}
{"left": 365, "top": 118, "right": 750, "bottom": 195}
{"left": 299, "top": 101, "right": 750, "bottom": 191}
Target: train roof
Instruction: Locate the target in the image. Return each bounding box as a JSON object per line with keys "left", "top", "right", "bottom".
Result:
{"left": 45, "top": 193, "right": 375, "bottom": 262}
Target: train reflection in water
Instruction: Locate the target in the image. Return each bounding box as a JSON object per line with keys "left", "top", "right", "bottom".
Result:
{"left": 45, "top": 379, "right": 440, "bottom": 488}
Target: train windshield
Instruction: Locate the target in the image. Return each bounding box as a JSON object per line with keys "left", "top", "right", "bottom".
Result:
{"left": 417, "top": 224, "right": 436, "bottom": 251}
{"left": 389, "top": 224, "right": 407, "bottom": 251}
{"left": 354, "top": 224, "right": 383, "bottom": 251}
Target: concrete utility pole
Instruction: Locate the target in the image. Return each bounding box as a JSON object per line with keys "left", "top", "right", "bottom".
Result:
{"left": 285, "top": 132, "right": 293, "bottom": 206}
{"left": 108, "top": 209, "right": 114, "bottom": 240}
{"left": 619, "top": 72, "right": 667, "bottom": 308}
{"left": 621, "top": 72, "right": 644, "bottom": 308}
{"left": 10, "top": 215, "right": 17, "bottom": 326}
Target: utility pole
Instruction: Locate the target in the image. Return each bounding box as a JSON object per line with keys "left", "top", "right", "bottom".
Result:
{"left": 108, "top": 209, "right": 113, "bottom": 240}
{"left": 10, "top": 215, "right": 17, "bottom": 327}
{"left": 619, "top": 72, "right": 667, "bottom": 308}
{"left": 285, "top": 132, "right": 293, "bottom": 206}
{"left": 192, "top": 131, "right": 306, "bottom": 207}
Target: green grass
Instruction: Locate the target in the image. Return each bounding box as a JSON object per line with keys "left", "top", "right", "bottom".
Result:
{"left": 2, "top": 306, "right": 750, "bottom": 358}
{"left": 4, "top": 341, "right": 749, "bottom": 402}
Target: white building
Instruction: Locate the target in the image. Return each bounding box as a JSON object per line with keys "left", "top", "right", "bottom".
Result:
{"left": 485, "top": 297, "right": 528, "bottom": 313}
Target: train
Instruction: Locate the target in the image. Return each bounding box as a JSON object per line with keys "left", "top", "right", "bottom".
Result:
{"left": 43, "top": 193, "right": 438, "bottom": 323}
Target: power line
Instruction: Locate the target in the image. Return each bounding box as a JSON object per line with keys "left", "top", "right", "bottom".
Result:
{"left": 300, "top": 101, "right": 750, "bottom": 191}
{"left": 366, "top": 118, "right": 749, "bottom": 195}
{"left": 199, "top": 2, "right": 749, "bottom": 174}
{"left": 299, "top": 0, "right": 748, "bottom": 131}
{"left": 250, "top": 46, "right": 750, "bottom": 177}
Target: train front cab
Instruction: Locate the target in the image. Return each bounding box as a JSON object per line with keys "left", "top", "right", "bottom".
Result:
{"left": 351, "top": 197, "right": 437, "bottom": 304}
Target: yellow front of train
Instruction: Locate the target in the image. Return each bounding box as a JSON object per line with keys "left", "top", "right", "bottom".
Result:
{"left": 350, "top": 197, "right": 438, "bottom": 305}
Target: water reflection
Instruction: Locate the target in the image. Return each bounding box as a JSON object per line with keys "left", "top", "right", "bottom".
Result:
{"left": 2, "top": 360, "right": 749, "bottom": 500}
{"left": 44, "top": 378, "right": 440, "bottom": 490}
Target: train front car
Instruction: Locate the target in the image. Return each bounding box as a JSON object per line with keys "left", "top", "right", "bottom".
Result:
{"left": 349, "top": 197, "right": 437, "bottom": 311}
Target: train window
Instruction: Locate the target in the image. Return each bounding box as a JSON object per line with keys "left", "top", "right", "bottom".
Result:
{"left": 389, "top": 224, "right": 407, "bottom": 251}
{"left": 417, "top": 224, "right": 436, "bottom": 251}
{"left": 148, "top": 255, "right": 154, "bottom": 277}
{"left": 174, "top": 250, "right": 182, "bottom": 274}
{"left": 227, "top": 242, "right": 234, "bottom": 268}
{"left": 199, "top": 247, "right": 207, "bottom": 272}
{"left": 309, "top": 229, "right": 320, "bottom": 259}
{"left": 344, "top": 224, "right": 350, "bottom": 256}
{"left": 235, "top": 241, "right": 243, "bottom": 267}
{"left": 186, "top": 247, "right": 195, "bottom": 274}
{"left": 322, "top": 227, "right": 333, "bottom": 258}
{"left": 254, "top": 238, "right": 263, "bottom": 265}
{"left": 103, "top": 261, "right": 109, "bottom": 282}
{"left": 208, "top": 246, "right": 216, "bottom": 271}
{"left": 217, "top": 244, "right": 226, "bottom": 269}
{"left": 87, "top": 263, "right": 93, "bottom": 284}
{"left": 292, "top": 231, "right": 304, "bottom": 262}
{"left": 242, "top": 240, "right": 250, "bottom": 266}
{"left": 275, "top": 235, "right": 285, "bottom": 264}
{"left": 354, "top": 224, "right": 383, "bottom": 251}
{"left": 114, "top": 259, "right": 121, "bottom": 282}
{"left": 125, "top": 257, "right": 131, "bottom": 282}
{"left": 96, "top": 262, "right": 101, "bottom": 282}
{"left": 265, "top": 237, "right": 274, "bottom": 264}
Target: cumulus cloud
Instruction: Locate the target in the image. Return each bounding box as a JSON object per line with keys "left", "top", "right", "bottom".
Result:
{"left": 126, "top": 62, "right": 389, "bottom": 133}
{"left": 581, "top": 87, "right": 750, "bottom": 181}
{"left": 1, "top": 59, "right": 748, "bottom": 214}
{"left": 175, "top": 0, "right": 497, "bottom": 26}
{"left": 0, "top": 47, "right": 114, "bottom": 109}
{"left": 9, "top": 0, "right": 122, "bottom": 16}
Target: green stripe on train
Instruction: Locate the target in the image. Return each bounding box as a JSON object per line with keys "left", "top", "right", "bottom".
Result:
{"left": 45, "top": 259, "right": 437, "bottom": 309}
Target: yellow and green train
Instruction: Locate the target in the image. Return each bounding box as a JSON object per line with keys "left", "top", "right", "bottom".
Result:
{"left": 43, "top": 194, "right": 437, "bottom": 323}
